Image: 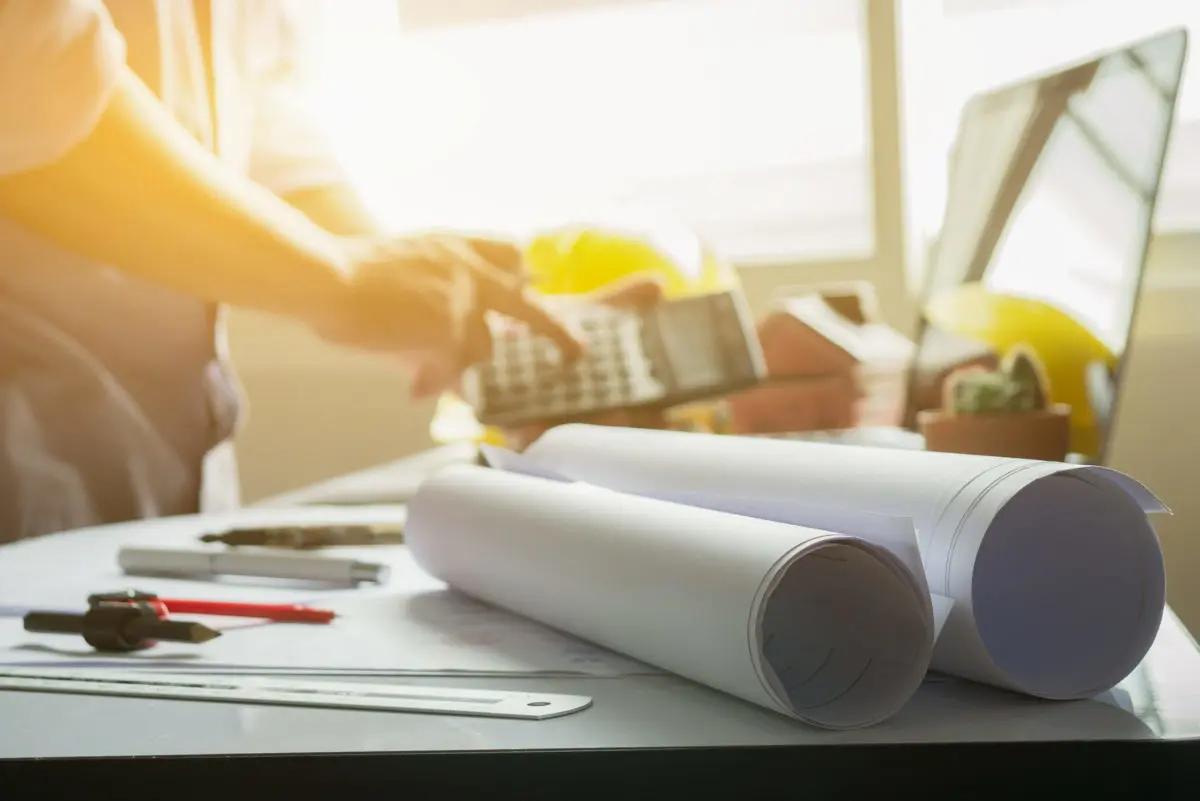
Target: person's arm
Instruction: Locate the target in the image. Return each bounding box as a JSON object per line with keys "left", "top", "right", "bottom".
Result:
{"left": 0, "top": 66, "right": 579, "bottom": 369}
{"left": 282, "top": 183, "right": 381, "bottom": 238}
{"left": 0, "top": 68, "right": 349, "bottom": 319}
{"left": 0, "top": 0, "right": 578, "bottom": 384}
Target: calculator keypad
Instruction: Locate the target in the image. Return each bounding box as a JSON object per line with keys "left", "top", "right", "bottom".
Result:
{"left": 474, "top": 306, "right": 665, "bottom": 426}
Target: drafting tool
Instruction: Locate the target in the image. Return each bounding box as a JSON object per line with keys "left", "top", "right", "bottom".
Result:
{"left": 23, "top": 603, "right": 220, "bottom": 652}
{"left": 0, "top": 669, "right": 593, "bottom": 720}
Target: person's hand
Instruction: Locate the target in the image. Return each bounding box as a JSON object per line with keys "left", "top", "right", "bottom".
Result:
{"left": 310, "top": 234, "right": 582, "bottom": 394}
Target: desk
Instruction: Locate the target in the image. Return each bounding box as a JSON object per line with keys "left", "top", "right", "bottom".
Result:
{"left": 1, "top": 452, "right": 1198, "bottom": 800}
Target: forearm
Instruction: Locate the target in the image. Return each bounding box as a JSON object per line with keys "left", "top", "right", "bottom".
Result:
{"left": 0, "top": 68, "right": 349, "bottom": 320}
{"left": 282, "top": 182, "right": 382, "bottom": 238}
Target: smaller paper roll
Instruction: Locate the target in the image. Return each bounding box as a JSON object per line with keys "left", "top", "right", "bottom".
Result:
{"left": 407, "top": 465, "right": 933, "bottom": 729}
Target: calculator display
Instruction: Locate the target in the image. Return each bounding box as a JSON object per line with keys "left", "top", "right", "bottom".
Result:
{"left": 654, "top": 299, "right": 726, "bottom": 392}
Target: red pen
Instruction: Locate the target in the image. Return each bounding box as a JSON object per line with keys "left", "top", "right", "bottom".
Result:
{"left": 157, "top": 598, "right": 335, "bottom": 623}
{"left": 87, "top": 591, "right": 335, "bottom": 624}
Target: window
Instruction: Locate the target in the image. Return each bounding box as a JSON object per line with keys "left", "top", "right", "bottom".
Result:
{"left": 304, "top": 0, "right": 874, "bottom": 263}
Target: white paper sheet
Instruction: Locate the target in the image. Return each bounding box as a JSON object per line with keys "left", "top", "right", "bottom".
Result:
{"left": 406, "top": 465, "right": 935, "bottom": 729}
{"left": 514, "top": 425, "right": 1167, "bottom": 699}
{"left": 0, "top": 507, "right": 649, "bottom": 677}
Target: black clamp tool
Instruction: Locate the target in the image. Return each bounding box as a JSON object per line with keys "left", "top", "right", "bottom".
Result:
{"left": 23, "top": 598, "right": 220, "bottom": 652}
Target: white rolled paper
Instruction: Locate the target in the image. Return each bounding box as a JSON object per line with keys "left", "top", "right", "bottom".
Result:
{"left": 518, "top": 425, "right": 1168, "bottom": 699}
{"left": 406, "top": 465, "right": 934, "bottom": 729}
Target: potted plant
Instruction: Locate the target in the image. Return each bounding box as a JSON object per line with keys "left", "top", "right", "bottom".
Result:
{"left": 917, "top": 347, "right": 1070, "bottom": 461}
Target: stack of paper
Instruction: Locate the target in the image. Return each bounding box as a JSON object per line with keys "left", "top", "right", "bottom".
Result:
{"left": 473, "top": 425, "right": 1167, "bottom": 701}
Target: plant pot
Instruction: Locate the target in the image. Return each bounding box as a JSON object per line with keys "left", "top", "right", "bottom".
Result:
{"left": 917, "top": 403, "right": 1071, "bottom": 461}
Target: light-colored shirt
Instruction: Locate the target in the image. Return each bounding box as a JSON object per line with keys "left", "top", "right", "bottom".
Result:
{"left": 0, "top": 0, "right": 342, "bottom": 540}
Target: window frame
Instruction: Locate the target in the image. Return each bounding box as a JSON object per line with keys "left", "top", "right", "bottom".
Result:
{"left": 731, "top": 0, "right": 914, "bottom": 333}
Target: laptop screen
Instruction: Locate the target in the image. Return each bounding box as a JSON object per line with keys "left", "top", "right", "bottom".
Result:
{"left": 910, "top": 29, "right": 1187, "bottom": 461}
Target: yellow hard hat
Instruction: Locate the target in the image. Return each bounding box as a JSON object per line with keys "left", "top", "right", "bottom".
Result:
{"left": 524, "top": 224, "right": 735, "bottom": 299}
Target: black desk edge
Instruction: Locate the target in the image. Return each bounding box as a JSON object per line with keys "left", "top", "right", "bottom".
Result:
{"left": 3, "top": 739, "right": 1196, "bottom": 800}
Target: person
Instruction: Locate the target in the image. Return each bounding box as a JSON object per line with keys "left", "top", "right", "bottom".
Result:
{"left": 0, "top": 0, "right": 585, "bottom": 541}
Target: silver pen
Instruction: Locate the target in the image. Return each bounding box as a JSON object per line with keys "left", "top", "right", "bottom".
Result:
{"left": 118, "top": 547, "right": 389, "bottom": 585}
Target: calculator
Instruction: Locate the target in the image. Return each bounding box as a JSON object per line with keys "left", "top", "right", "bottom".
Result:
{"left": 462, "top": 290, "right": 766, "bottom": 428}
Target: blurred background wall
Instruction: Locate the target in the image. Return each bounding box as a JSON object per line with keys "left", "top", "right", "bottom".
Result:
{"left": 230, "top": 0, "right": 1200, "bottom": 635}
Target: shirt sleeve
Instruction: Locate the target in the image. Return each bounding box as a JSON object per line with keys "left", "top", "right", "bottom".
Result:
{"left": 246, "top": 2, "right": 344, "bottom": 195}
{"left": 0, "top": 0, "right": 126, "bottom": 176}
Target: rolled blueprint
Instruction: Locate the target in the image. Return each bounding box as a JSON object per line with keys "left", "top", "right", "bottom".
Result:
{"left": 515, "top": 425, "right": 1168, "bottom": 700}
{"left": 406, "top": 465, "right": 934, "bottom": 729}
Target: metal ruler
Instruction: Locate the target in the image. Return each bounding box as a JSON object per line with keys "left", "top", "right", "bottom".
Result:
{"left": 0, "top": 668, "right": 591, "bottom": 720}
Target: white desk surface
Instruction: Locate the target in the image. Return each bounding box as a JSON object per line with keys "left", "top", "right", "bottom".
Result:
{"left": 0, "top": 449, "right": 1197, "bottom": 761}
{"left": 0, "top": 608, "right": 1196, "bottom": 760}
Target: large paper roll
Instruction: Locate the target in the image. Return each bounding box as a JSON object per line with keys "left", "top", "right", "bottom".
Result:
{"left": 406, "top": 465, "right": 933, "bottom": 729}
{"left": 517, "top": 425, "right": 1167, "bottom": 699}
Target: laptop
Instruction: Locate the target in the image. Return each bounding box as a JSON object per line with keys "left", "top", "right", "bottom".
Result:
{"left": 791, "top": 28, "right": 1188, "bottom": 464}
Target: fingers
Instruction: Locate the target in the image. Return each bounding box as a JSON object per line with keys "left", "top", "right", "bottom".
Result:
{"left": 336, "top": 234, "right": 581, "bottom": 378}
{"left": 483, "top": 284, "right": 584, "bottom": 362}
{"left": 592, "top": 274, "right": 666, "bottom": 309}
{"left": 429, "top": 236, "right": 582, "bottom": 362}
